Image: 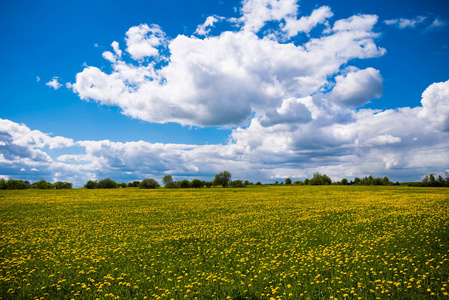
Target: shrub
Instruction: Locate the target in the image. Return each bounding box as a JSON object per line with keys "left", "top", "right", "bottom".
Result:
{"left": 139, "top": 178, "right": 160, "bottom": 189}
{"left": 97, "top": 178, "right": 117, "bottom": 189}
{"left": 31, "top": 179, "right": 53, "bottom": 189}
{"left": 165, "top": 181, "right": 176, "bottom": 189}
{"left": 53, "top": 181, "right": 73, "bottom": 189}
{"left": 229, "top": 179, "right": 246, "bottom": 188}
{"left": 84, "top": 180, "right": 98, "bottom": 189}
{"left": 177, "top": 180, "right": 190, "bottom": 189}
{"left": 190, "top": 179, "right": 204, "bottom": 188}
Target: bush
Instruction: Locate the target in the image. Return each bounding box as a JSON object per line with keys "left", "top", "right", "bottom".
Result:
{"left": 190, "top": 179, "right": 204, "bottom": 188}
{"left": 204, "top": 181, "right": 214, "bottom": 188}
{"left": 53, "top": 181, "right": 72, "bottom": 189}
{"left": 165, "top": 181, "right": 176, "bottom": 189}
{"left": 177, "top": 180, "right": 190, "bottom": 189}
{"left": 31, "top": 179, "right": 53, "bottom": 189}
{"left": 229, "top": 180, "right": 246, "bottom": 188}
{"left": 127, "top": 181, "right": 140, "bottom": 187}
{"left": 97, "top": 178, "right": 117, "bottom": 189}
{"left": 139, "top": 178, "right": 160, "bottom": 189}
{"left": 84, "top": 180, "right": 98, "bottom": 189}
{"left": 255, "top": 181, "right": 262, "bottom": 185}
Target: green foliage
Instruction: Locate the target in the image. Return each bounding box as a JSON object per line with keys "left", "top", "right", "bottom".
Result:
{"left": 118, "top": 183, "right": 127, "bottom": 188}
{"left": 0, "top": 179, "right": 30, "bottom": 190}
{"left": 53, "top": 181, "right": 72, "bottom": 189}
{"left": 285, "top": 178, "right": 292, "bottom": 185}
{"left": 1, "top": 186, "right": 448, "bottom": 299}
{"left": 293, "top": 180, "right": 303, "bottom": 185}
{"left": 127, "top": 181, "right": 140, "bottom": 187}
{"left": 30, "top": 179, "right": 53, "bottom": 189}
{"left": 97, "top": 178, "right": 117, "bottom": 189}
{"left": 214, "top": 171, "right": 232, "bottom": 188}
{"left": 308, "top": 173, "right": 332, "bottom": 185}
{"left": 204, "top": 181, "right": 214, "bottom": 188}
{"left": 177, "top": 180, "right": 190, "bottom": 189}
{"left": 162, "top": 175, "right": 173, "bottom": 185}
{"left": 84, "top": 180, "right": 98, "bottom": 189}
{"left": 190, "top": 179, "right": 204, "bottom": 188}
{"left": 164, "top": 181, "right": 176, "bottom": 189}
{"left": 229, "top": 179, "right": 246, "bottom": 188}
{"left": 139, "top": 178, "right": 160, "bottom": 189}
{"left": 255, "top": 181, "right": 262, "bottom": 185}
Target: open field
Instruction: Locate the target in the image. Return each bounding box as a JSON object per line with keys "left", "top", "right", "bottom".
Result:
{"left": 0, "top": 186, "right": 448, "bottom": 299}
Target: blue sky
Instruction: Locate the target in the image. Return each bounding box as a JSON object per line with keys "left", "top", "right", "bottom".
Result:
{"left": 1, "top": 0, "right": 448, "bottom": 186}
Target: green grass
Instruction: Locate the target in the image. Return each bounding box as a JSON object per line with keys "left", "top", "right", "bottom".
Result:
{"left": 1, "top": 186, "right": 448, "bottom": 299}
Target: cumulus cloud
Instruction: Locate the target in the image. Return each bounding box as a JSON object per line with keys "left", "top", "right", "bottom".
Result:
{"left": 46, "top": 77, "right": 62, "bottom": 90}
{"left": 5, "top": 1, "right": 448, "bottom": 185}
{"left": 418, "top": 79, "right": 449, "bottom": 132}
{"left": 125, "top": 24, "right": 168, "bottom": 61}
{"left": 330, "top": 68, "right": 383, "bottom": 107}
{"left": 71, "top": 4, "right": 385, "bottom": 127}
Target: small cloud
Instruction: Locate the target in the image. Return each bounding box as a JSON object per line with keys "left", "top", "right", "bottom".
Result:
{"left": 384, "top": 16, "right": 427, "bottom": 29}
{"left": 94, "top": 43, "right": 99, "bottom": 47}
{"left": 31, "top": 168, "right": 39, "bottom": 171}
{"left": 20, "top": 168, "right": 25, "bottom": 171}
{"left": 428, "top": 18, "right": 447, "bottom": 29}
{"left": 36, "top": 76, "right": 40, "bottom": 82}
{"left": 46, "top": 77, "right": 62, "bottom": 90}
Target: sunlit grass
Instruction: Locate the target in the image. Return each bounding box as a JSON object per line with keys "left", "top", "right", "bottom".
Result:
{"left": 1, "top": 186, "right": 448, "bottom": 299}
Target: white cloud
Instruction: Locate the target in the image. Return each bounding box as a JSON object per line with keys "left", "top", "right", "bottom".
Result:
{"left": 46, "top": 77, "right": 62, "bottom": 90}
{"left": 239, "top": 0, "right": 299, "bottom": 33}
{"left": 36, "top": 76, "right": 40, "bottom": 82}
{"left": 195, "top": 16, "right": 224, "bottom": 36}
{"left": 429, "top": 18, "right": 447, "bottom": 29}
{"left": 125, "top": 24, "right": 168, "bottom": 61}
{"left": 282, "top": 6, "right": 333, "bottom": 37}
{"left": 418, "top": 79, "right": 449, "bottom": 132}
{"left": 330, "top": 68, "right": 383, "bottom": 107}
{"left": 384, "top": 16, "right": 427, "bottom": 29}
{"left": 72, "top": 9, "right": 385, "bottom": 127}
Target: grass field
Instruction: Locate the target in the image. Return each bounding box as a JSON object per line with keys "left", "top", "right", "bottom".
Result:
{"left": 0, "top": 186, "right": 448, "bottom": 299}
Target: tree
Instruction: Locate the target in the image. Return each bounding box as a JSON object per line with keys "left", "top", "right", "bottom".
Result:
{"left": 190, "top": 179, "right": 204, "bottom": 188}
{"left": 229, "top": 179, "right": 246, "bottom": 188}
{"left": 340, "top": 178, "right": 348, "bottom": 185}
{"left": 204, "top": 181, "right": 214, "bottom": 188}
{"left": 214, "top": 171, "right": 232, "bottom": 188}
{"left": 165, "top": 181, "right": 176, "bottom": 189}
{"left": 97, "top": 178, "right": 117, "bottom": 189}
{"left": 84, "top": 180, "right": 97, "bottom": 189}
{"left": 118, "top": 182, "right": 127, "bottom": 188}
{"left": 127, "top": 181, "right": 140, "bottom": 187}
{"left": 255, "top": 181, "right": 262, "bottom": 185}
{"left": 177, "top": 180, "right": 190, "bottom": 188}
{"left": 139, "top": 178, "right": 160, "bottom": 189}
{"left": 53, "top": 181, "right": 72, "bottom": 189}
{"left": 162, "top": 175, "right": 173, "bottom": 185}
{"left": 285, "top": 178, "right": 292, "bottom": 185}
{"left": 31, "top": 179, "right": 53, "bottom": 189}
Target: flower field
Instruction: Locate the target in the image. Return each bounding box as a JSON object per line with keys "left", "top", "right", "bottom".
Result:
{"left": 0, "top": 186, "right": 448, "bottom": 299}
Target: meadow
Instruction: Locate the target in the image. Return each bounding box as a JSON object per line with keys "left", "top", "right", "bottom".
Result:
{"left": 0, "top": 186, "right": 448, "bottom": 300}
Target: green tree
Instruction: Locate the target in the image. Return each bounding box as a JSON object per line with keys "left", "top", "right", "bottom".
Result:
{"left": 190, "top": 179, "right": 204, "bottom": 188}
{"left": 340, "top": 178, "right": 348, "bottom": 185}
{"left": 139, "top": 178, "right": 160, "bottom": 189}
{"left": 177, "top": 180, "right": 190, "bottom": 188}
{"left": 214, "top": 171, "right": 232, "bottom": 188}
{"left": 31, "top": 179, "right": 53, "bottom": 189}
{"left": 97, "top": 178, "right": 117, "bottom": 189}
{"left": 84, "top": 180, "right": 98, "bottom": 189}
{"left": 162, "top": 175, "right": 173, "bottom": 185}
{"left": 229, "top": 179, "right": 246, "bottom": 188}
{"left": 53, "top": 181, "right": 73, "bottom": 189}
{"left": 285, "top": 178, "right": 292, "bottom": 185}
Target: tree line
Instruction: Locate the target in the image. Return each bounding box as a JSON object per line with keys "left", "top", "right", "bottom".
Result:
{"left": 0, "top": 179, "right": 72, "bottom": 190}
{"left": 1, "top": 171, "right": 448, "bottom": 190}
